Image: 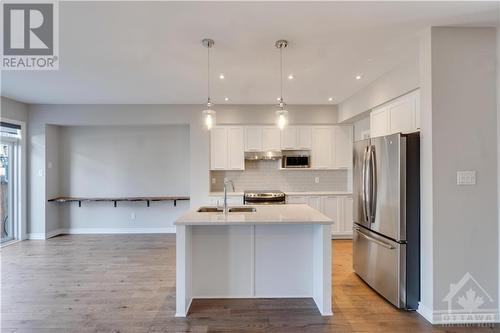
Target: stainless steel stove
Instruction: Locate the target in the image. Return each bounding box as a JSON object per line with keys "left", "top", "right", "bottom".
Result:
{"left": 243, "top": 190, "right": 286, "bottom": 205}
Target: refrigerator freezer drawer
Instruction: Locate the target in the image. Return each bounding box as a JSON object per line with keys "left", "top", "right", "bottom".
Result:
{"left": 353, "top": 225, "right": 406, "bottom": 308}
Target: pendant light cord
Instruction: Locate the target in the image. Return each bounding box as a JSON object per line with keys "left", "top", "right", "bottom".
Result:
{"left": 280, "top": 47, "right": 283, "bottom": 102}
{"left": 207, "top": 46, "right": 211, "bottom": 104}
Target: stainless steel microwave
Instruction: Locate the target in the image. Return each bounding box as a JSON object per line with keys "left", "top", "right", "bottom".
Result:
{"left": 282, "top": 152, "right": 311, "bottom": 168}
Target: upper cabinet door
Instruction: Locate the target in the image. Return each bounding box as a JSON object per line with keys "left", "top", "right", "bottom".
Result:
{"left": 333, "top": 126, "right": 353, "bottom": 169}
{"left": 227, "top": 127, "right": 244, "bottom": 170}
{"left": 370, "top": 107, "right": 389, "bottom": 138}
{"left": 281, "top": 127, "right": 297, "bottom": 150}
{"left": 311, "top": 127, "right": 333, "bottom": 169}
{"left": 297, "top": 127, "right": 312, "bottom": 150}
{"left": 262, "top": 127, "right": 281, "bottom": 150}
{"left": 388, "top": 92, "right": 418, "bottom": 134}
{"left": 210, "top": 127, "right": 228, "bottom": 170}
{"left": 245, "top": 127, "right": 263, "bottom": 151}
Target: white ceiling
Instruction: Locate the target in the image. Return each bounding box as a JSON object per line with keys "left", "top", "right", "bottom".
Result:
{"left": 1, "top": 1, "right": 498, "bottom": 105}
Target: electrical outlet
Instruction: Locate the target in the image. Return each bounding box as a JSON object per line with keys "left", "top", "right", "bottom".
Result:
{"left": 212, "top": 178, "right": 216, "bottom": 184}
{"left": 456, "top": 171, "right": 476, "bottom": 185}
{"left": 130, "top": 212, "right": 136, "bottom": 220}
{"left": 314, "top": 177, "right": 320, "bottom": 184}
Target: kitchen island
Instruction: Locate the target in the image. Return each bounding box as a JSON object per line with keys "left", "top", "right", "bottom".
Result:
{"left": 174, "top": 204, "right": 333, "bottom": 317}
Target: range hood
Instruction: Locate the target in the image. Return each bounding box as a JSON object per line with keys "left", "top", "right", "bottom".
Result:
{"left": 244, "top": 151, "right": 283, "bottom": 161}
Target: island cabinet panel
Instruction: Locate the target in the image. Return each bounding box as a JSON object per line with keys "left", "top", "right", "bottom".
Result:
{"left": 254, "top": 225, "right": 314, "bottom": 297}
{"left": 191, "top": 226, "right": 253, "bottom": 297}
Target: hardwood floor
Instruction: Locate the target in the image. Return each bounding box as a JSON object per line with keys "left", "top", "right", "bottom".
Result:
{"left": 1, "top": 235, "right": 498, "bottom": 333}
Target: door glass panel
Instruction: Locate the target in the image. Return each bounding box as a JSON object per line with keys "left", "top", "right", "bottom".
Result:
{"left": 1, "top": 143, "right": 13, "bottom": 243}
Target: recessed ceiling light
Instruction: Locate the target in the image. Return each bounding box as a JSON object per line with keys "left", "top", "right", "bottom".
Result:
{"left": 224, "top": 97, "right": 229, "bottom": 101}
{"left": 355, "top": 75, "right": 362, "bottom": 80}
{"left": 328, "top": 97, "right": 334, "bottom": 102}
{"left": 277, "top": 97, "right": 281, "bottom": 101}
{"left": 219, "top": 74, "right": 225, "bottom": 79}
{"left": 288, "top": 74, "right": 294, "bottom": 80}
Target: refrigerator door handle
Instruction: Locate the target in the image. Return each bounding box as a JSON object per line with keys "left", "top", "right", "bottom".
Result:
{"left": 362, "top": 146, "right": 370, "bottom": 223}
{"left": 369, "top": 145, "right": 377, "bottom": 223}
{"left": 354, "top": 227, "right": 395, "bottom": 249}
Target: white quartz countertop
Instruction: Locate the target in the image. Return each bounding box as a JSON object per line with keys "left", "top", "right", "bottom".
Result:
{"left": 208, "top": 191, "right": 352, "bottom": 196}
{"left": 175, "top": 204, "right": 334, "bottom": 226}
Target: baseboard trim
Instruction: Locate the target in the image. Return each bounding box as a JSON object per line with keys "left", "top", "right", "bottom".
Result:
{"left": 63, "top": 227, "right": 177, "bottom": 234}
{"left": 28, "top": 227, "right": 176, "bottom": 239}
{"left": 417, "top": 302, "right": 500, "bottom": 325}
{"left": 417, "top": 302, "right": 434, "bottom": 324}
{"left": 28, "top": 232, "right": 47, "bottom": 240}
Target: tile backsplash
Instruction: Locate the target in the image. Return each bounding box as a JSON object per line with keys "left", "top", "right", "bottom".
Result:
{"left": 211, "top": 160, "right": 348, "bottom": 192}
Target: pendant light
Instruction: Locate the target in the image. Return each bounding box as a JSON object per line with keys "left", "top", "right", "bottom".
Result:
{"left": 202, "top": 38, "right": 216, "bottom": 130}
{"left": 275, "top": 39, "right": 289, "bottom": 130}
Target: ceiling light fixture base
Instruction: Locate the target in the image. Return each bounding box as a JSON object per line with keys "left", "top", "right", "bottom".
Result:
{"left": 275, "top": 40, "right": 288, "bottom": 49}
{"left": 202, "top": 38, "right": 215, "bottom": 48}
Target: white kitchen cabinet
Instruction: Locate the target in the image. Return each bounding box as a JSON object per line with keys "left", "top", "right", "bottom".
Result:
{"left": 281, "top": 126, "right": 312, "bottom": 150}
{"left": 323, "top": 196, "right": 340, "bottom": 234}
{"left": 307, "top": 196, "right": 323, "bottom": 211}
{"left": 333, "top": 126, "right": 353, "bottom": 169}
{"left": 227, "top": 127, "right": 245, "bottom": 170}
{"left": 286, "top": 195, "right": 308, "bottom": 204}
{"left": 370, "top": 107, "right": 389, "bottom": 138}
{"left": 262, "top": 127, "right": 281, "bottom": 150}
{"left": 342, "top": 197, "right": 353, "bottom": 237}
{"left": 210, "top": 127, "right": 228, "bottom": 170}
{"left": 281, "top": 127, "right": 297, "bottom": 150}
{"left": 245, "top": 127, "right": 263, "bottom": 151}
{"left": 311, "top": 127, "right": 332, "bottom": 169}
{"left": 370, "top": 89, "right": 420, "bottom": 138}
{"left": 210, "top": 126, "right": 244, "bottom": 170}
{"left": 297, "top": 127, "right": 312, "bottom": 150}
{"left": 287, "top": 194, "right": 353, "bottom": 239}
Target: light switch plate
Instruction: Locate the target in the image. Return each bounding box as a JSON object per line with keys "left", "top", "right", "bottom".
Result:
{"left": 457, "top": 171, "right": 476, "bottom": 185}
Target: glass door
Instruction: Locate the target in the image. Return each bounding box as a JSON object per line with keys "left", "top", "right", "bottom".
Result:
{"left": 1, "top": 141, "right": 14, "bottom": 243}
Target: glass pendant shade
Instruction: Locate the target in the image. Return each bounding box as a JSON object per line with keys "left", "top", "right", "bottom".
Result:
{"left": 203, "top": 108, "right": 216, "bottom": 130}
{"left": 275, "top": 109, "right": 289, "bottom": 130}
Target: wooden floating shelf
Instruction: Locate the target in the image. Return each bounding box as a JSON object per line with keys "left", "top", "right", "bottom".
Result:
{"left": 48, "top": 196, "right": 190, "bottom": 208}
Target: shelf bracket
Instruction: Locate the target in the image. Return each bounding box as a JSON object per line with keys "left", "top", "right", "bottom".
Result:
{"left": 147, "top": 200, "right": 150, "bottom": 208}
{"left": 114, "top": 201, "right": 117, "bottom": 208}
{"left": 78, "top": 200, "right": 81, "bottom": 208}
{"left": 174, "top": 200, "right": 177, "bottom": 207}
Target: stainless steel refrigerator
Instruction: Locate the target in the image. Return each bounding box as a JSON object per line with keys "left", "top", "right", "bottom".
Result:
{"left": 352, "top": 132, "right": 420, "bottom": 310}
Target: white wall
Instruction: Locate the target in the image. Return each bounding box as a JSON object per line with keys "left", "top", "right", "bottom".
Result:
{"left": 337, "top": 59, "right": 419, "bottom": 123}
{"left": 45, "top": 125, "right": 61, "bottom": 235}
{"left": 27, "top": 104, "right": 336, "bottom": 235}
{"left": 1, "top": 97, "right": 28, "bottom": 122}
{"left": 56, "top": 125, "right": 190, "bottom": 232}
{"left": 420, "top": 27, "right": 498, "bottom": 323}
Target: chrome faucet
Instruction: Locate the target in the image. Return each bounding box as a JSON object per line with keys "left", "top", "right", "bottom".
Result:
{"left": 223, "top": 177, "right": 235, "bottom": 214}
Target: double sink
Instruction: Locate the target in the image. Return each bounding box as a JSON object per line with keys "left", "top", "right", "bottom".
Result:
{"left": 197, "top": 207, "right": 257, "bottom": 213}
